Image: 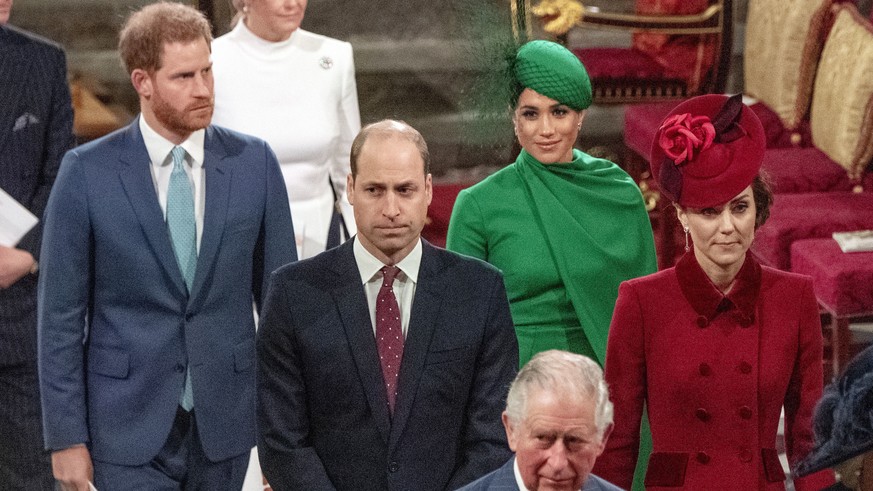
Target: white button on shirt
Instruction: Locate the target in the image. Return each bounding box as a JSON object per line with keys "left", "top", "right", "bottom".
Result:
{"left": 353, "top": 237, "right": 422, "bottom": 337}
{"left": 139, "top": 116, "right": 206, "bottom": 250}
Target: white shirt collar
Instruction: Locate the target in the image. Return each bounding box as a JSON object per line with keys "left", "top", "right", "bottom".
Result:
{"left": 233, "top": 17, "right": 299, "bottom": 50}
{"left": 353, "top": 237, "right": 422, "bottom": 285}
{"left": 139, "top": 115, "right": 206, "bottom": 167}
{"left": 513, "top": 457, "right": 531, "bottom": 491}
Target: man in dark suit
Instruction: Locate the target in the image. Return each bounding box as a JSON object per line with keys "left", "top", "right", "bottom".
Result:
{"left": 37, "top": 3, "right": 296, "bottom": 490}
{"left": 257, "top": 119, "right": 518, "bottom": 490}
{"left": 457, "top": 350, "right": 620, "bottom": 491}
{"left": 0, "top": 0, "right": 75, "bottom": 487}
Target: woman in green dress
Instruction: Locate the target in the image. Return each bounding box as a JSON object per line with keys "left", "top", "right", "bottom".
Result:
{"left": 447, "top": 41, "right": 657, "bottom": 490}
{"left": 446, "top": 40, "right": 657, "bottom": 368}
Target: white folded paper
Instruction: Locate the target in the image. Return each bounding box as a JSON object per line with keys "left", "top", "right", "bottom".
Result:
{"left": 832, "top": 230, "right": 873, "bottom": 253}
{"left": 0, "top": 186, "right": 38, "bottom": 247}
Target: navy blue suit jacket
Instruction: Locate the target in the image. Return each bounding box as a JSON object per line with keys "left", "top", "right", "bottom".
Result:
{"left": 457, "top": 458, "right": 624, "bottom": 491}
{"left": 257, "top": 239, "right": 518, "bottom": 490}
{"left": 0, "top": 24, "right": 74, "bottom": 365}
{"left": 37, "top": 119, "right": 296, "bottom": 465}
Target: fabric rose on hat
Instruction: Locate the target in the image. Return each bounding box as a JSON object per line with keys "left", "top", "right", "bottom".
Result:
{"left": 658, "top": 113, "right": 716, "bottom": 165}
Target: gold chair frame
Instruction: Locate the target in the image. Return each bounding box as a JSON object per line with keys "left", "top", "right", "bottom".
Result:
{"left": 512, "top": 0, "right": 733, "bottom": 104}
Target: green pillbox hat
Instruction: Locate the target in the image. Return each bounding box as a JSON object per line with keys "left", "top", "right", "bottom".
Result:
{"left": 514, "top": 40, "right": 592, "bottom": 111}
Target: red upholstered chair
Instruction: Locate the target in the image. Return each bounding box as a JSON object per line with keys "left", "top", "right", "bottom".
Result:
{"left": 791, "top": 238, "right": 873, "bottom": 377}
{"left": 623, "top": 0, "right": 836, "bottom": 163}
{"left": 761, "top": 4, "right": 873, "bottom": 194}
{"left": 568, "top": 0, "right": 732, "bottom": 104}
{"left": 421, "top": 183, "right": 471, "bottom": 248}
{"left": 751, "top": 5, "right": 873, "bottom": 376}
{"left": 624, "top": 0, "right": 843, "bottom": 268}
{"left": 752, "top": 4, "right": 873, "bottom": 269}
{"left": 742, "top": 0, "right": 838, "bottom": 148}
{"left": 752, "top": 192, "right": 873, "bottom": 271}
{"left": 762, "top": 148, "right": 873, "bottom": 194}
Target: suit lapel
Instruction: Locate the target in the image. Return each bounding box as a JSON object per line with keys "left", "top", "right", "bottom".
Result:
{"left": 189, "top": 126, "right": 231, "bottom": 304}
{"left": 389, "top": 241, "right": 445, "bottom": 449}
{"left": 116, "top": 120, "right": 187, "bottom": 296}
{"left": 330, "top": 242, "right": 392, "bottom": 444}
{"left": 0, "top": 27, "right": 27, "bottom": 156}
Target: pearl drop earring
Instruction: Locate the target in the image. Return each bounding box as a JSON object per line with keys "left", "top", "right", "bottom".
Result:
{"left": 684, "top": 226, "right": 690, "bottom": 253}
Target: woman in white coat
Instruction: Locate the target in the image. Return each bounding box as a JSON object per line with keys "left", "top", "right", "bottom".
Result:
{"left": 212, "top": 0, "right": 361, "bottom": 259}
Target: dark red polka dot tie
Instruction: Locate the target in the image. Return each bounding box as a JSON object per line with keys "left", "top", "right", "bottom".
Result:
{"left": 376, "top": 266, "right": 404, "bottom": 413}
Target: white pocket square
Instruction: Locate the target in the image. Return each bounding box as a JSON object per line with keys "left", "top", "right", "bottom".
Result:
{"left": 13, "top": 112, "right": 40, "bottom": 132}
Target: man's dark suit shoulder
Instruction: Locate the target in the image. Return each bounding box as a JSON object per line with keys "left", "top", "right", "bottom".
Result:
{"left": 427, "top": 242, "right": 503, "bottom": 276}
{"left": 3, "top": 24, "right": 64, "bottom": 54}
{"left": 271, "top": 239, "right": 503, "bottom": 287}
{"left": 275, "top": 239, "right": 502, "bottom": 279}
{"left": 207, "top": 123, "right": 273, "bottom": 155}
{"left": 455, "top": 458, "right": 516, "bottom": 490}
{"left": 65, "top": 122, "right": 271, "bottom": 162}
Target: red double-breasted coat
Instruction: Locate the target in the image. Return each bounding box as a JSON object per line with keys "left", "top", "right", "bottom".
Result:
{"left": 595, "top": 253, "right": 834, "bottom": 490}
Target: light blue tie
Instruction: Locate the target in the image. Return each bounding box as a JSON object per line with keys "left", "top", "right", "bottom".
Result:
{"left": 167, "top": 145, "right": 196, "bottom": 410}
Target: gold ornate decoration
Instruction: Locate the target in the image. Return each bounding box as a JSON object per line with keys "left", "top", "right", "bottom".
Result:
{"left": 531, "top": 0, "right": 584, "bottom": 36}
{"left": 638, "top": 176, "right": 661, "bottom": 212}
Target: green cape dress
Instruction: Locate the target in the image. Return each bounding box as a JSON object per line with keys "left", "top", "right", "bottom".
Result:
{"left": 447, "top": 148, "right": 657, "bottom": 490}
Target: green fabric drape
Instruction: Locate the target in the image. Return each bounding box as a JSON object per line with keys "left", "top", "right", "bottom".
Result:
{"left": 448, "top": 149, "right": 656, "bottom": 365}
{"left": 514, "top": 149, "right": 656, "bottom": 491}
{"left": 513, "top": 149, "right": 657, "bottom": 364}
{"left": 447, "top": 148, "right": 656, "bottom": 490}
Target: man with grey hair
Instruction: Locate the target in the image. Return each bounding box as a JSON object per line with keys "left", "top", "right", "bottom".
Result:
{"left": 458, "top": 350, "right": 621, "bottom": 491}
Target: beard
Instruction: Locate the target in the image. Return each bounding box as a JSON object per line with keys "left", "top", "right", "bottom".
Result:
{"left": 150, "top": 86, "right": 214, "bottom": 136}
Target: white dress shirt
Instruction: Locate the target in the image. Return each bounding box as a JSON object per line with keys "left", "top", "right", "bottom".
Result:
{"left": 353, "top": 237, "right": 422, "bottom": 337}
{"left": 139, "top": 116, "right": 206, "bottom": 250}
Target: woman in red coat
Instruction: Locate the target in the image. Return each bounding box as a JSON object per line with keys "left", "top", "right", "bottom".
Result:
{"left": 594, "top": 94, "right": 834, "bottom": 490}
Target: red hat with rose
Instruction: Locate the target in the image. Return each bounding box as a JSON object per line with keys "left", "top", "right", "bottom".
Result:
{"left": 649, "top": 94, "right": 766, "bottom": 208}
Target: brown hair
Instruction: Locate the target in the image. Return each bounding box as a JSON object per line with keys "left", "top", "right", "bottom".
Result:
{"left": 349, "top": 120, "right": 430, "bottom": 177}
{"left": 118, "top": 2, "right": 212, "bottom": 75}
{"left": 674, "top": 172, "right": 773, "bottom": 229}
{"left": 752, "top": 173, "right": 773, "bottom": 229}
